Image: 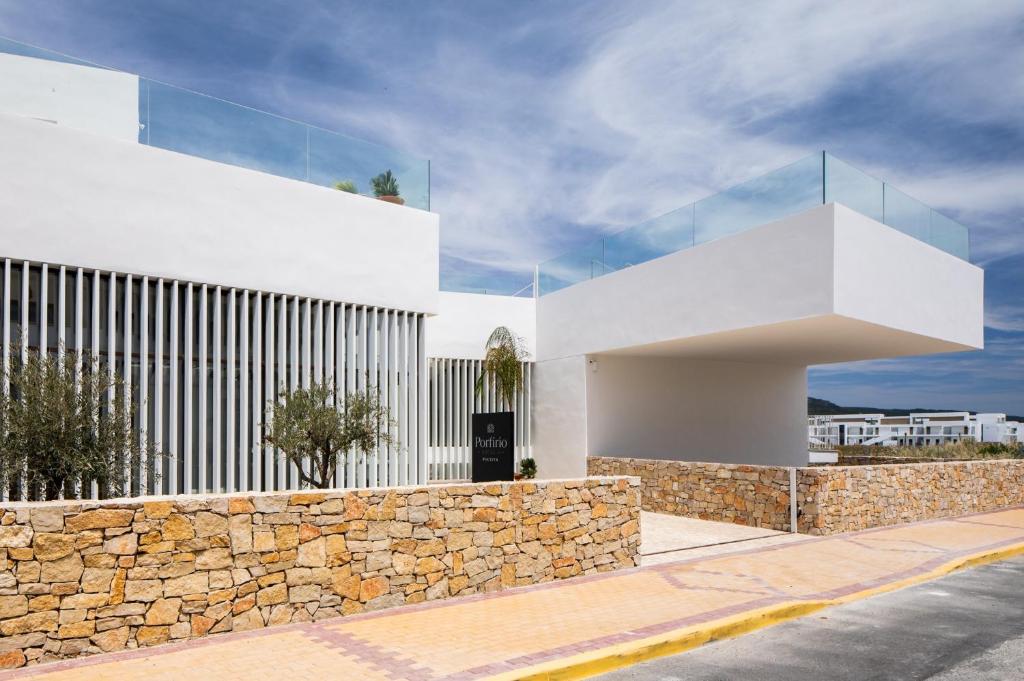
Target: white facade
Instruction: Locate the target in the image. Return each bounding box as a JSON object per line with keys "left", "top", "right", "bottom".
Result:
{"left": 810, "top": 412, "right": 1021, "bottom": 448}
{"left": 0, "top": 61, "right": 434, "bottom": 497}
{"left": 533, "top": 203, "right": 984, "bottom": 474}
{"left": 425, "top": 292, "right": 535, "bottom": 361}
{"left": 0, "top": 52, "right": 139, "bottom": 141}
{"left": 0, "top": 113, "right": 439, "bottom": 315}
{"left": 0, "top": 43, "right": 990, "bottom": 494}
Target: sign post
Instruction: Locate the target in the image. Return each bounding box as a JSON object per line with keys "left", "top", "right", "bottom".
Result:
{"left": 472, "top": 411, "right": 515, "bottom": 482}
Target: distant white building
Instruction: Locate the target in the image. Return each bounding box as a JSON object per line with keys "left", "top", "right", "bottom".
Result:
{"left": 809, "top": 412, "right": 1022, "bottom": 448}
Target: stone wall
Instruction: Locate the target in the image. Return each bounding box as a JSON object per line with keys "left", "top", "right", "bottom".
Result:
{"left": 0, "top": 477, "right": 639, "bottom": 668}
{"left": 589, "top": 456, "right": 1024, "bottom": 536}
{"left": 800, "top": 459, "right": 1024, "bottom": 534}
{"left": 587, "top": 457, "right": 793, "bottom": 530}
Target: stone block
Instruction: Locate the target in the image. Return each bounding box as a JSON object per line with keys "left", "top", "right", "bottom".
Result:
{"left": 145, "top": 598, "right": 182, "bottom": 625}
{"left": 65, "top": 509, "right": 135, "bottom": 533}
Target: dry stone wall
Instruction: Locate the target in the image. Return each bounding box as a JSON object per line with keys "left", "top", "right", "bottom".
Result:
{"left": 588, "top": 457, "right": 793, "bottom": 530}
{"left": 0, "top": 477, "right": 639, "bottom": 668}
{"left": 590, "top": 456, "right": 1024, "bottom": 536}
{"left": 799, "top": 459, "right": 1024, "bottom": 534}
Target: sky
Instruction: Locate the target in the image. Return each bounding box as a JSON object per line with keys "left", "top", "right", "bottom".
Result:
{"left": 1, "top": 1, "right": 1022, "bottom": 415}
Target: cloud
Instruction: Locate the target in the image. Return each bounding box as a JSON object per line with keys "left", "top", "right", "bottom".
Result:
{"left": 1, "top": 0, "right": 1022, "bottom": 413}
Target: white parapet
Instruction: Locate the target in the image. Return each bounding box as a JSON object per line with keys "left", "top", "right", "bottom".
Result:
{"left": 537, "top": 203, "right": 983, "bottom": 363}
{"left": 425, "top": 291, "right": 536, "bottom": 360}
{"left": 0, "top": 113, "right": 440, "bottom": 315}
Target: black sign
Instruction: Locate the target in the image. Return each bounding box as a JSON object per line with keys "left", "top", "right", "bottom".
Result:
{"left": 472, "top": 411, "right": 515, "bottom": 483}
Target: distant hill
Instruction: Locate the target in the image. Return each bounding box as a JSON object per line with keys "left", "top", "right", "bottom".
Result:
{"left": 809, "top": 397, "right": 1024, "bottom": 422}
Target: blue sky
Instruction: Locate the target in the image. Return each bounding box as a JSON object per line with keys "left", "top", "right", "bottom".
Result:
{"left": 1, "top": 1, "right": 1022, "bottom": 414}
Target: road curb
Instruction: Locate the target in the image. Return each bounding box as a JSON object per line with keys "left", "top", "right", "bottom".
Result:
{"left": 491, "top": 540, "right": 1024, "bottom": 681}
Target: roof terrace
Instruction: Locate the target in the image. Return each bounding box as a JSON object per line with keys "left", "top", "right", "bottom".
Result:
{"left": 0, "top": 36, "right": 430, "bottom": 211}
{"left": 537, "top": 152, "right": 970, "bottom": 295}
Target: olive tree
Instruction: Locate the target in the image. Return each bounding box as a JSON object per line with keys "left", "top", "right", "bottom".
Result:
{"left": 264, "top": 381, "right": 396, "bottom": 489}
{"left": 475, "top": 326, "right": 529, "bottom": 410}
{"left": 0, "top": 345, "right": 143, "bottom": 500}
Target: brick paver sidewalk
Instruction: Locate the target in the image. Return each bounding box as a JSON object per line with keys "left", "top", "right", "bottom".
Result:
{"left": 5, "top": 508, "right": 1024, "bottom": 681}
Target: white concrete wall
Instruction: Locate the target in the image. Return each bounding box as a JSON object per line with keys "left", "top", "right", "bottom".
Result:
{"left": 426, "top": 292, "right": 535, "bottom": 359}
{"left": 536, "top": 203, "right": 983, "bottom": 363}
{"left": 537, "top": 204, "right": 836, "bottom": 361}
{"left": 833, "top": 203, "right": 984, "bottom": 350}
{"left": 532, "top": 355, "right": 588, "bottom": 479}
{"left": 0, "top": 53, "right": 139, "bottom": 142}
{"left": 0, "top": 114, "right": 439, "bottom": 314}
{"left": 585, "top": 355, "right": 808, "bottom": 467}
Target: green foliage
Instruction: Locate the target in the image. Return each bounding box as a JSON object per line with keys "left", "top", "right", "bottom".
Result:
{"left": 519, "top": 457, "right": 537, "bottom": 479}
{"left": 0, "top": 345, "right": 149, "bottom": 500}
{"left": 333, "top": 179, "right": 358, "bottom": 194}
{"left": 370, "top": 170, "right": 400, "bottom": 197}
{"left": 475, "top": 326, "right": 529, "bottom": 411}
{"left": 838, "top": 440, "right": 1024, "bottom": 463}
{"left": 264, "top": 381, "right": 397, "bottom": 489}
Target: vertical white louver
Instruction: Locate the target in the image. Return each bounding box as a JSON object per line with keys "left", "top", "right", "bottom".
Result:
{"left": 425, "top": 357, "right": 533, "bottom": 482}
{"left": 0, "top": 259, "right": 428, "bottom": 497}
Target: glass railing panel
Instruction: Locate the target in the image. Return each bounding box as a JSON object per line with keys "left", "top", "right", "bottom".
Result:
{"left": 142, "top": 79, "right": 308, "bottom": 182}
{"left": 0, "top": 36, "right": 430, "bottom": 210}
{"left": 603, "top": 204, "right": 695, "bottom": 274}
{"left": 824, "top": 153, "right": 883, "bottom": 222}
{"left": 883, "top": 185, "right": 931, "bottom": 242}
{"left": 928, "top": 210, "right": 970, "bottom": 260}
{"left": 693, "top": 153, "right": 822, "bottom": 246}
{"left": 308, "top": 126, "right": 429, "bottom": 210}
{"left": 0, "top": 35, "right": 102, "bottom": 68}
{"left": 537, "top": 238, "right": 605, "bottom": 295}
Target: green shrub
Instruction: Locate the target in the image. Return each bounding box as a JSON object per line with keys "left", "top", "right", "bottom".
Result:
{"left": 838, "top": 440, "right": 1023, "bottom": 462}
{"left": 333, "top": 179, "right": 358, "bottom": 193}
{"left": 519, "top": 457, "right": 537, "bottom": 479}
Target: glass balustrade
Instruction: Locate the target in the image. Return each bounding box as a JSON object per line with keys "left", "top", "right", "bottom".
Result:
{"left": 538, "top": 151, "right": 970, "bottom": 295}
{"left": 1, "top": 36, "right": 430, "bottom": 210}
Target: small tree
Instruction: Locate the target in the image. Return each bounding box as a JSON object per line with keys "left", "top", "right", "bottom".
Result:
{"left": 0, "top": 345, "right": 143, "bottom": 500}
{"left": 475, "top": 326, "right": 529, "bottom": 411}
{"left": 264, "top": 381, "right": 396, "bottom": 489}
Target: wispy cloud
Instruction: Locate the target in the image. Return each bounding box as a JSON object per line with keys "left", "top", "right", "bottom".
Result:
{"left": 1, "top": 0, "right": 1022, "bottom": 410}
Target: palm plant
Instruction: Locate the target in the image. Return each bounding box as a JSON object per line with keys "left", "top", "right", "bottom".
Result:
{"left": 333, "top": 179, "right": 358, "bottom": 193}
{"left": 475, "top": 326, "right": 529, "bottom": 411}
{"left": 370, "top": 170, "right": 400, "bottom": 197}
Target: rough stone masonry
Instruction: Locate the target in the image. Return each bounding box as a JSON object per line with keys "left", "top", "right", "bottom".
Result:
{"left": 0, "top": 477, "right": 640, "bottom": 668}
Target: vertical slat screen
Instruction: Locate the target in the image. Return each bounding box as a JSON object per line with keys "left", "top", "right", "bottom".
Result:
{"left": 425, "top": 356, "right": 533, "bottom": 481}
{"left": 0, "top": 258, "right": 428, "bottom": 497}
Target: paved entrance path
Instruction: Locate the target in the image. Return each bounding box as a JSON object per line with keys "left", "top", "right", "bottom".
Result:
{"left": 5, "top": 508, "right": 1024, "bottom": 681}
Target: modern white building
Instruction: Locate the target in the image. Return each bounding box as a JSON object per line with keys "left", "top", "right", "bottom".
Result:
{"left": 0, "top": 37, "right": 985, "bottom": 497}
{"left": 809, "top": 412, "right": 1021, "bottom": 448}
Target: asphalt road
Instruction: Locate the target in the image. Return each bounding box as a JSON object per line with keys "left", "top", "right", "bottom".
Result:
{"left": 598, "top": 555, "right": 1024, "bottom": 681}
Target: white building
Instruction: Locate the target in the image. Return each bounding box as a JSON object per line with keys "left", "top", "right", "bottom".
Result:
{"left": 0, "top": 37, "right": 985, "bottom": 497}
{"left": 809, "top": 412, "right": 1021, "bottom": 448}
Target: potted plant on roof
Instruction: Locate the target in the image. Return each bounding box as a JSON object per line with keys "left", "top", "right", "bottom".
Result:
{"left": 333, "top": 179, "right": 358, "bottom": 194}
{"left": 472, "top": 326, "right": 530, "bottom": 483}
{"left": 370, "top": 170, "right": 403, "bottom": 205}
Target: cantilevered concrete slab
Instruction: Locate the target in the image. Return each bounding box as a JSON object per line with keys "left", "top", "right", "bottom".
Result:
{"left": 537, "top": 203, "right": 983, "bottom": 363}
{"left": 532, "top": 203, "right": 984, "bottom": 476}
